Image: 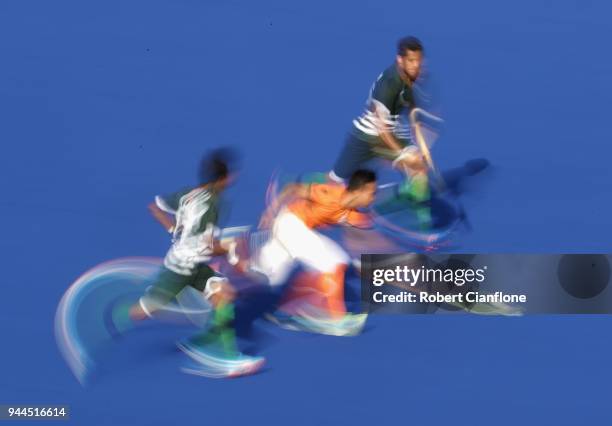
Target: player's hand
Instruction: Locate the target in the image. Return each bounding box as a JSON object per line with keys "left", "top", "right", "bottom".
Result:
{"left": 395, "top": 151, "right": 427, "bottom": 175}
{"left": 347, "top": 212, "right": 374, "bottom": 229}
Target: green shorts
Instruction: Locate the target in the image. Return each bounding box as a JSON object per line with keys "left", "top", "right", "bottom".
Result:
{"left": 331, "top": 131, "right": 411, "bottom": 180}
{"left": 140, "top": 264, "right": 224, "bottom": 314}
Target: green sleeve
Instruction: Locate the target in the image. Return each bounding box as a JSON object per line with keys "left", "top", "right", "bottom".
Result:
{"left": 155, "top": 187, "right": 191, "bottom": 214}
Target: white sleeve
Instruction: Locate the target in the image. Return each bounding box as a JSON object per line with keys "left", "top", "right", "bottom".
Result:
{"left": 155, "top": 195, "right": 177, "bottom": 215}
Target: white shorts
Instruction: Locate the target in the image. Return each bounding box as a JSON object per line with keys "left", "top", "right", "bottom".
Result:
{"left": 252, "top": 210, "right": 349, "bottom": 286}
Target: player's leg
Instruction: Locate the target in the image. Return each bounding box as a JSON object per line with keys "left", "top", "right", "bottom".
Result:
{"left": 178, "top": 266, "right": 266, "bottom": 377}
{"left": 280, "top": 227, "right": 369, "bottom": 335}
{"left": 299, "top": 234, "right": 350, "bottom": 318}
{"left": 390, "top": 139, "right": 432, "bottom": 229}
{"left": 333, "top": 134, "right": 432, "bottom": 227}
{"left": 273, "top": 212, "right": 350, "bottom": 318}
{"left": 129, "top": 266, "right": 193, "bottom": 320}
{"left": 393, "top": 144, "right": 429, "bottom": 198}
{"left": 247, "top": 212, "right": 297, "bottom": 286}
{"left": 249, "top": 238, "right": 294, "bottom": 285}
{"left": 185, "top": 266, "right": 240, "bottom": 358}
{"left": 329, "top": 133, "right": 375, "bottom": 182}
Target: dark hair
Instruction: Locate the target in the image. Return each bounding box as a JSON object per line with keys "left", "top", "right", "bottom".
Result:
{"left": 347, "top": 169, "right": 377, "bottom": 191}
{"left": 198, "top": 147, "right": 238, "bottom": 184}
{"left": 397, "top": 36, "right": 423, "bottom": 56}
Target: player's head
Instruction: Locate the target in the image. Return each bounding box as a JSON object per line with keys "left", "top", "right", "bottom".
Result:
{"left": 198, "top": 147, "right": 239, "bottom": 191}
{"left": 396, "top": 36, "right": 423, "bottom": 82}
{"left": 346, "top": 169, "right": 377, "bottom": 208}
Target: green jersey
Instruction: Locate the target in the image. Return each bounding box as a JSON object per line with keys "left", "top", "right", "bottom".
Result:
{"left": 155, "top": 186, "right": 221, "bottom": 275}
{"left": 352, "top": 64, "right": 415, "bottom": 143}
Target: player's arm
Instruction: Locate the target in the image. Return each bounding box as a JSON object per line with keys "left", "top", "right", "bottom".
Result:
{"left": 372, "top": 103, "right": 426, "bottom": 175}
{"left": 369, "top": 75, "right": 426, "bottom": 172}
{"left": 148, "top": 200, "right": 176, "bottom": 233}
{"left": 345, "top": 210, "right": 374, "bottom": 229}
{"left": 372, "top": 102, "right": 404, "bottom": 153}
{"left": 369, "top": 98, "right": 402, "bottom": 155}
{"left": 368, "top": 75, "right": 405, "bottom": 155}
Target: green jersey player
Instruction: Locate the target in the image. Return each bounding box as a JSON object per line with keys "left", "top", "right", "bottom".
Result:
{"left": 127, "top": 148, "right": 264, "bottom": 378}
{"left": 329, "top": 36, "right": 430, "bottom": 203}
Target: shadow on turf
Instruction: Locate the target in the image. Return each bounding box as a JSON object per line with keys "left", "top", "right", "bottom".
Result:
{"left": 439, "top": 158, "right": 491, "bottom": 195}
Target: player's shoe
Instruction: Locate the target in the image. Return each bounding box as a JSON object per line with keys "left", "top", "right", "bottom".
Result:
{"left": 263, "top": 310, "right": 303, "bottom": 332}
{"left": 294, "top": 310, "right": 368, "bottom": 336}
{"left": 177, "top": 341, "right": 265, "bottom": 378}
{"left": 266, "top": 308, "right": 368, "bottom": 336}
{"left": 447, "top": 299, "right": 524, "bottom": 316}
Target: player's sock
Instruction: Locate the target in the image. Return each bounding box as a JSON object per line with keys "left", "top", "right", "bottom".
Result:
{"left": 189, "top": 302, "right": 239, "bottom": 358}
{"left": 318, "top": 265, "right": 347, "bottom": 319}
{"left": 104, "top": 298, "right": 137, "bottom": 338}
{"left": 277, "top": 265, "right": 347, "bottom": 320}
{"left": 278, "top": 270, "right": 326, "bottom": 316}
{"left": 398, "top": 174, "right": 432, "bottom": 229}
{"left": 398, "top": 173, "right": 430, "bottom": 202}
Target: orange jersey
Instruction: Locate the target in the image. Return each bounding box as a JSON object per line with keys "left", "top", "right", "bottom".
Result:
{"left": 288, "top": 183, "right": 371, "bottom": 229}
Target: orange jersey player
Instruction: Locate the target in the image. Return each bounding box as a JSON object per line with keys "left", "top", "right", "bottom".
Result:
{"left": 250, "top": 170, "right": 376, "bottom": 325}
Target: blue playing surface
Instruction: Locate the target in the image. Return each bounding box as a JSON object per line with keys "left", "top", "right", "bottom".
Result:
{"left": 1, "top": 0, "right": 612, "bottom": 424}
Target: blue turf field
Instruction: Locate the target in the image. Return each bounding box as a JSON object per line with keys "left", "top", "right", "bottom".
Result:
{"left": 1, "top": 0, "right": 612, "bottom": 424}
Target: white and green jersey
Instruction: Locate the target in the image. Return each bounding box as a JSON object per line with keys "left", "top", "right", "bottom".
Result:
{"left": 352, "top": 64, "right": 415, "bottom": 144}
{"left": 155, "top": 186, "right": 220, "bottom": 276}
